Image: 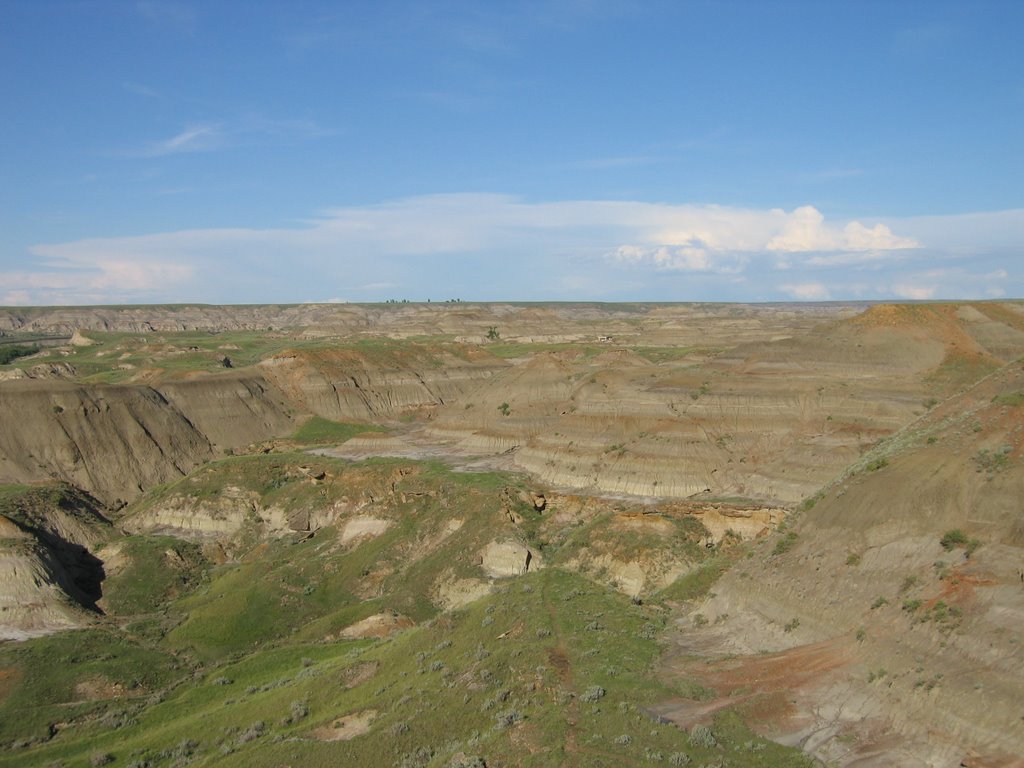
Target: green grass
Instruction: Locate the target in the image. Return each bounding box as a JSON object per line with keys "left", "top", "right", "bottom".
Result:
{"left": 101, "top": 535, "right": 210, "bottom": 615}
{"left": 0, "top": 454, "right": 817, "bottom": 767}
{"left": 290, "top": 417, "right": 386, "bottom": 445}
{"left": 992, "top": 391, "right": 1024, "bottom": 407}
{"left": 0, "top": 629, "right": 182, "bottom": 747}
{"left": 656, "top": 554, "right": 731, "bottom": 602}
{"left": 1, "top": 571, "right": 813, "bottom": 768}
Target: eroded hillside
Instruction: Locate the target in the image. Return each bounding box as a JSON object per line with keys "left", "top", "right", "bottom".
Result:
{"left": 1, "top": 300, "right": 1022, "bottom": 768}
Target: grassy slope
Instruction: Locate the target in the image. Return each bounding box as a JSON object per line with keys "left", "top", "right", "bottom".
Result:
{"left": 0, "top": 456, "right": 815, "bottom": 767}
{"left": 2, "top": 571, "right": 812, "bottom": 768}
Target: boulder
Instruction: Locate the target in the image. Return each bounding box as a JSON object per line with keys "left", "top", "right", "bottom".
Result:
{"left": 480, "top": 540, "right": 536, "bottom": 578}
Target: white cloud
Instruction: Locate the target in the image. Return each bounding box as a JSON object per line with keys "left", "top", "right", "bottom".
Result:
{"left": 767, "top": 206, "right": 919, "bottom": 253}
{"left": 891, "top": 283, "right": 936, "bottom": 300}
{"left": 5, "top": 195, "right": 1019, "bottom": 305}
{"left": 780, "top": 282, "right": 831, "bottom": 301}
{"left": 135, "top": 124, "right": 223, "bottom": 156}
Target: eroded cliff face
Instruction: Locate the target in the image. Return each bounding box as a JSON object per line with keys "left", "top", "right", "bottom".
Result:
{"left": 0, "top": 485, "right": 111, "bottom": 639}
{"left": 666, "top": 360, "right": 1024, "bottom": 766}
{"left": 426, "top": 310, "right": 992, "bottom": 505}
{"left": 256, "top": 346, "right": 507, "bottom": 421}
{"left": 0, "top": 381, "right": 218, "bottom": 507}
{"left": 0, "top": 371, "right": 304, "bottom": 507}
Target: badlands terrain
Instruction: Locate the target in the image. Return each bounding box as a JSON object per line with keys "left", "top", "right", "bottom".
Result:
{"left": 0, "top": 300, "right": 1022, "bottom": 768}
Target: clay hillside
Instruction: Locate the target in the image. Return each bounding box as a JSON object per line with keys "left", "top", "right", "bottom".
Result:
{"left": 0, "top": 301, "right": 1022, "bottom": 768}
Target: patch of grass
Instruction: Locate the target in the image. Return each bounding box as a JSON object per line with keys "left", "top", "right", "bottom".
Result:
{"left": 101, "top": 535, "right": 210, "bottom": 615}
{"left": 972, "top": 446, "right": 1012, "bottom": 474}
{"left": 992, "top": 391, "right": 1024, "bottom": 407}
{"left": 0, "top": 629, "right": 181, "bottom": 747}
{"left": 902, "top": 599, "right": 922, "bottom": 613}
{"left": 290, "top": 417, "right": 385, "bottom": 446}
{"left": 939, "top": 529, "right": 968, "bottom": 551}
{"left": 657, "top": 555, "right": 730, "bottom": 602}
{"left": 771, "top": 531, "right": 799, "bottom": 557}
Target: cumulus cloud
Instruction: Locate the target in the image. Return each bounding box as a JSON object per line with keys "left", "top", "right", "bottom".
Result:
{"left": 5, "top": 194, "right": 1019, "bottom": 305}
{"left": 767, "top": 206, "right": 919, "bottom": 252}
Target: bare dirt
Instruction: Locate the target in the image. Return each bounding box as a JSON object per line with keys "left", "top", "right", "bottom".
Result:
{"left": 309, "top": 708, "right": 377, "bottom": 741}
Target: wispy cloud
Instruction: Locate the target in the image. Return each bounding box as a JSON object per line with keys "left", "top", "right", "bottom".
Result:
{"left": 5, "top": 195, "right": 1020, "bottom": 305}
{"left": 126, "top": 116, "right": 328, "bottom": 158}
{"left": 133, "top": 123, "right": 223, "bottom": 157}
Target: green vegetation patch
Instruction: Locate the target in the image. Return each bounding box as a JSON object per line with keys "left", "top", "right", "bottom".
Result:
{"left": 101, "top": 535, "right": 210, "bottom": 616}
{"left": 290, "top": 416, "right": 386, "bottom": 446}
{"left": 657, "top": 554, "right": 731, "bottom": 603}
{"left": 1, "top": 570, "right": 812, "bottom": 768}
{"left": 0, "top": 344, "right": 40, "bottom": 365}
{"left": 0, "top": 629, "right": 181, "bottom": 747}
{"left": 991, "top": 391, "right": 1024, "bottom": 407}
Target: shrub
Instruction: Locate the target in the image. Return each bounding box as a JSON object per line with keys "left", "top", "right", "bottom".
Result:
{"left": 494, "top": 709, "right": 523, "bottom": 730}
{"left": 845, "top": 553, "right": 861, "bottom": 566}
{"left": 0, "top": 344, "right": 40, "bottom": 365}
{"left": 772, "top": 531, "right": 798, "bottom": 556}
{"left": 940, "top": 529, "right": 969, "bottom": 551}
{"left": 870, "top": 596, "right": 888, "bottom": 610}
{"left": 688, "top": 724, "right": 717, "bottom": 749}
{"left": 783, "top": 618, "right": 800, "bottom": 633}
{"left": 581, "top": 685, "right": 606, "bottom": 702}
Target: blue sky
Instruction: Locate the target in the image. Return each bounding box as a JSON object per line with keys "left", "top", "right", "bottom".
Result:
{"left": 1, "top": 0, "right": 1021, "bottom": 305}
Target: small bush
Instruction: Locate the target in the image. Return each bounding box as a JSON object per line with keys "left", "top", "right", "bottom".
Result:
{"left": 783, "top": 618, "right": 800, "bottom": 633}
{"left": 494, "top": 709, "right": 523, "bottom": 730}
{"left": 870, "top": 596, "right": 888, "bottom": 610}
{"left": 688, "top": 724, "right": 717, "bottom": 749}
{"left": 845, "top": 553, "right": 861, "bottom": 566}
{"left": 581, "top": 685, "right": 606, "bottom": 702}
{"left": 772, "top": 531, "right": 799, "bottom": 556}
{"left": 940, "top": 529, "right": 969, "bottom": 551}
